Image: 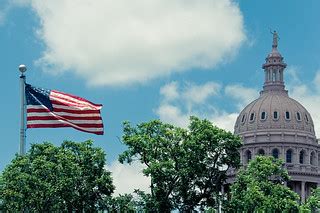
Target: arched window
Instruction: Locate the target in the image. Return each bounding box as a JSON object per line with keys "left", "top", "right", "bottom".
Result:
{"left": 305, "top": 114, "right": 309, "bottom": 123}
{"left": 249, "top": 113, "right": 255, "bottom": 122}
{"left": 272, "top": 71, "right": 276, "bottom": 82}
{"left": 241, "top": 114, "right": 246, "bottom": 123}
{"left": 272, "top": 149, "right": 279, "bottom": 159}
{"left": 299, "top": 150, "right": 305, "bottom": 164}
{"left": 261, "top": 111, "right": 266, "bottom": 120}
{"left": 258, "top": 149, "right": 265, "bottom": 156}
{"left": 286, "top": 149, "right": 293, "bottom": 163}
{"left": 285, "top": 111, "right": 290, "bottom": 120}
{"left": 310, "top": 152, "right": 316, "bottom": 165}
{"left": 245, "top": 150, "right": 252, "bottom": 163}
{"left": 296, "top": 112, "right": 301, "bottom": 121}
{"left": 273, "top": 111, "right": 279, "bottom": 120}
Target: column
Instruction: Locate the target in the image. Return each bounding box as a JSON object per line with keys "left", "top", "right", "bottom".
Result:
{"left": 301, "top": 181, "right": 306, "bottom": 203}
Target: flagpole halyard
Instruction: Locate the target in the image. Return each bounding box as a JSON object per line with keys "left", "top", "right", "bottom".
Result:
{"left": 19, "top": 64, "right": 27, "bottom": 155}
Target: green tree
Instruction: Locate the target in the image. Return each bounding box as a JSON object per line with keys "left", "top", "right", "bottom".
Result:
{"left": 227, "top": 156, "right": 300, "bottom": 213}
{"left": 119, "top": 116, "right": 242, "bottom": 212}
{"left": 0, "top": 140, "right": 114, "bottom": 212}
{"left": 105, "top": 193, "right": 136, "bottom": 212}
{"left": 300, "top": 188, "right": 320, "bottom": 212}
{"left": 104, "top": 190, "right": 158, "bottom": 212}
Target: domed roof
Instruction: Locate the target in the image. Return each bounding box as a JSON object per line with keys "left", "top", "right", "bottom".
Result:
{"left": 234, "top": 31, "right": 316, "bottom": 139}
{"left": 234, "top": 90, "right": 315, "bottom": 136}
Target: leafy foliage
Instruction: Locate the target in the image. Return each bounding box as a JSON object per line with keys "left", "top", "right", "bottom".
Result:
{"left": 301, "top": 188, "right": 320, "bottom": 212}
{"left": 226, "top": 156, "right": 300, "bottom": 213}
{"left": 105, "top": 190, "right": 157, "bottom": 212}
{"left": 105, "top": 193, "right": 136, "bottom": 212}
{"left": 0, "top": 140, "right": 114, "bottom": 212}
{"left": 119, "top": 116, "right": 242, "bottom": 212}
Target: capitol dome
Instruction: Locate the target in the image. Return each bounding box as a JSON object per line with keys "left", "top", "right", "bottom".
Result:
{"left": 234, "top": 31, "right": 316, "bottom": 142}
{"left": 234, "top": 90, "right": 315, "bottom": 138}
{"left": 227, "top": 31, "right": 320, "bottom": 202}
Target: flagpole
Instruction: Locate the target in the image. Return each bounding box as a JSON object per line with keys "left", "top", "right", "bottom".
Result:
{"left": 19, "top": 64, "right": 27, "bottom": 155}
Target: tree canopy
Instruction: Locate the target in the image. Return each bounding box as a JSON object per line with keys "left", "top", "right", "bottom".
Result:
{"left": 301, "top": 188, "right": 320, "bottom": 212}
{"left": 119, "top": 116, "right": 242, "bottom": 212}
{"left": 226, "top": 156, "right": 300, "bottom": 213}
{"left": 0, "top": 140, "right": 114, "bottom": 212}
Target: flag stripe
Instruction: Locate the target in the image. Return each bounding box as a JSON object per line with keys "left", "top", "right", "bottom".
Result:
{"left": 27, "top": 120, "right": 103, "bottom": 127}
{"left": 27, "top": 124, "right": 103, "bottom": 135}
{"left": 51, "top": 90, "right": 102, "bottom": 108}
{"left": 28, "top": 116, "right": 103, "bottom": 122}
{"left": 27, "top": 112, "right": 101, "bottom": 118}
{"left": 26, "top": 84, "right": 104, "bottom": 135}
{"left": 27, "top": 106, "right": 100, "bottom": 115}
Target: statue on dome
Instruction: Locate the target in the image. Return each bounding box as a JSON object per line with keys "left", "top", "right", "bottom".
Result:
{"left": 270, "top": 30, "right": 279, "bottom": 48}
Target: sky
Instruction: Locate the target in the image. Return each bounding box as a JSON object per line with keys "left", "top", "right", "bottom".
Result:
{"left": 1, "top": 0, "right": 320, "bottom": 195}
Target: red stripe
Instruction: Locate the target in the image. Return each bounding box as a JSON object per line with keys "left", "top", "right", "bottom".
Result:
{"left": 27, "top": 108, "right": 50, "bottom": 113}
{"left": 52, "top": 90, "right": 102, "bottom": 107}
{"left": 27, "top": 122, "right": 103, "bottom": 128}
{"left": 27, "top": 108, "right": 100, "bottom": 114}
{"left": 53, "top": 108, "right": 100, "bottom": 114}
{"left": 27, "top": 116, "right": 102, "bottom": 121}
{"left": 27, "top": 124, "right": 103, "bottom": 135}
{"left": 51, "top": 93, "right": 83, "bottom": 106}
{"left": 51, "top": 100, "right": 89, "bottom": 108}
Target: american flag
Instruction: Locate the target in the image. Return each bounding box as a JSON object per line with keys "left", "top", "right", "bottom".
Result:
{"left": 25, "top": 84, "right": 104, "bottom": 135}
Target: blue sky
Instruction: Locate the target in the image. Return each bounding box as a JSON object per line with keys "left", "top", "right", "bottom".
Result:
{"left": 1, "top": 0, "right": 320, "bottom": 194}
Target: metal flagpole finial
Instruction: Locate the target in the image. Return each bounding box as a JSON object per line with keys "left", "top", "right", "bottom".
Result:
{"left": 19, "top": 64, "right": 27, "bottom": 76}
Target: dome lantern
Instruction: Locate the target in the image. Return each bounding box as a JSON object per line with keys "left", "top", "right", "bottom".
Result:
{"left": 262, "top": 31, "right": 287, "bottom": 94}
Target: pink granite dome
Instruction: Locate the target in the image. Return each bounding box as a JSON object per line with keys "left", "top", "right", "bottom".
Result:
{"left": 234, "top": 31, "right": 316, "bottom": 141}
{"left": 234, "top": 91, "right": 315, "bottom": 137}
{"left": 227, "top": 32, "right": 320, "bottom": 203}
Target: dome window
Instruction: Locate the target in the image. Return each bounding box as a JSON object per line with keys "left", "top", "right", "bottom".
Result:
{"left": 241, "top": 114, "right": 246, "bottom": 124}
{"left": 296, "top": 112, "right": 301, "bottom": 121}
{"left": 272, "top": 149, "right": 279, "bottom": 159}
{"left": 286, "top": 149, "right": 293, "bottom": 163}
{"left": 273, "top": 111, "right": 279, "bottom": 120}
{"left": 285, "top": 111, "right": 290, "bottom": 120}
{"left": 305, "top": 114, "right": 309, "bottom": 123}
{"left": 310, "top": 151, "right": 316, "bottom": 165}
{"left": 257, "top": 149, "right": 265, "bottom": 156}
{"left": 245, "top": 150, "right": 252, "bottom": 163}
{"left": 260, "top": 111, "right": 267, "bottom": 120}
{"left": 299, "top": 150, "right": 305, "bottom": 164}
{"left": 249, "top": 113, "right": 255, "bottom": 122}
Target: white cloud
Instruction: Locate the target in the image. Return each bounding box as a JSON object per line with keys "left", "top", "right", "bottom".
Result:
{"left": 225, "top": 84, "right": 258, "bottom": 109}
{"left": 208, "top": 112, "right": 239, "bottom": 132}
{"left": 18, "top": 0, "right": 245, "bottom": 86}
{"left": 107, "top": 161, "right": 150, "bottom": 196}
{"left": 156, "top": 103, "right": 189, "bottom": 127}
{"left": 183, "top": 82, "right": 221, "bottom": 106}
{"left": 160, "top": 82, "right": 179, "bottom": 101}
{"left": 287, "top": 70, "right": 320, "bottom": 138}
{"left": 313, "top": 72, "right": 320, "bottom": 92}
{"left": 155, "top": 81, "right": 255, "bottom": 131}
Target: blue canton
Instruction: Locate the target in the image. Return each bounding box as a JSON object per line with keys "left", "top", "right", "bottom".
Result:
{"left": 25, "top": 84, "right": 53, "bottom": 111}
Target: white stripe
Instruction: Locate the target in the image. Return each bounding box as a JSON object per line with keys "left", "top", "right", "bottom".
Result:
{"left": 52, "top": 104, "right": 98, "bottom": 111}
{"left": 27, "top": 112, "right": 101, "bottom": 118}
{"left": 27, "top": 119, "right": 103, "bottom": 125}
{"left": 51, "top": 91, "right": 102, "bottom": 109}
{"left": 51, "top": 96, "right": 91, "bottom": 108}
{"left": 27, "top": 121, "right": 103, "bottom": 132}
{"left": 27, "top": 105, "right": 48, "bottom": 109}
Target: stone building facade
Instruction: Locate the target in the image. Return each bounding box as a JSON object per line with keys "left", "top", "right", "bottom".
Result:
{"left": 229, "top": 32, "right": 320, "bottom": 202}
